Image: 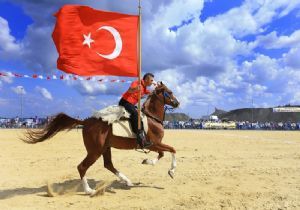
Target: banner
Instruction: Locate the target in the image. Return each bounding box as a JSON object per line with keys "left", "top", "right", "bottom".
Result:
{"left": 52, "top": 5, "right": 139, "bottom": 77}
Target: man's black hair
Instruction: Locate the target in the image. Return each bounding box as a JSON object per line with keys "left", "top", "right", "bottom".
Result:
{"left": 143, "top": 73, "right": 154, "bottom": 80}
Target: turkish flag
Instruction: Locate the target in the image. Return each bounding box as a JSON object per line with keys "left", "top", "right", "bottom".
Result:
{"left": 52, "top": 5, "right": 139, "bottom": 77}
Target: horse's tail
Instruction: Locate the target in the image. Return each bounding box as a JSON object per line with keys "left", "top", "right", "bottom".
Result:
{"left": 22, "top": 113, "right": 84, "bottom": 144}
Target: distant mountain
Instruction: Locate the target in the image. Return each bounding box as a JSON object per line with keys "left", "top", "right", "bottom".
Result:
{"left": 216, "top": 107, "right": 300, "bottom": 122}
{"left": 164, "top": 113, "right": 190, "bottom": 121}
{"left": 211, "top": 107, "right": 227, "bottom": 116}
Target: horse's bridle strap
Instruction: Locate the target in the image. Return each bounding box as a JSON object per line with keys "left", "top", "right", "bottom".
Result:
{"left": 152, "top": 91, "right": 165, "bottom": 105}
{"left": 142, "top": 107, "right": 163, "bottom": 125}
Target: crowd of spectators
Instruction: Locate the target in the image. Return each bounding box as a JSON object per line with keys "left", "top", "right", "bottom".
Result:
{"left": 163, "top": 119, "right": 300, "bottom": 130}
{"left": 235, "top": 121, "right": 300, "bottom": 130}
{"left": 1, "top": 116, "right": 300, "bottom": 131}
{"left": 0, "top": 116, "right": 49, "bottom": 128}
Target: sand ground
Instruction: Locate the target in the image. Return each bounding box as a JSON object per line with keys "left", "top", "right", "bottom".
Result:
{"left": 0, "top": 129, "right": 299, "bottom": 210}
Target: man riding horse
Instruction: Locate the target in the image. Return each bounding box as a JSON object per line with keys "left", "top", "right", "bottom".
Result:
{"left": 119, "top": 73, "right": 154, "bottom": 149}
{"left": 23, "top": 80, "right": 180, "bottom": 196}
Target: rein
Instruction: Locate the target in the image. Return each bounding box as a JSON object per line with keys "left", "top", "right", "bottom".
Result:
{"left": 142, "top": 89, "right": 174, "bottom": 125}
{"left": 142, "top": 107, "right": 163, "bottom": 125}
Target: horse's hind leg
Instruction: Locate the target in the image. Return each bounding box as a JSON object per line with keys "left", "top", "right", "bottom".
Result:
{"left": 77, "top": 153, "right": 101, "bottom": 195}
{"left": 103, "top": 147, "right": 133, "bottom": 186}
{"left": 78, "top": 121, "right": 109, "bottom": 195}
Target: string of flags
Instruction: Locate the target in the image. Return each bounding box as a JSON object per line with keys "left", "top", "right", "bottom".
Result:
{"left": 0, "top": 72, "right": 133, "bottom": 83}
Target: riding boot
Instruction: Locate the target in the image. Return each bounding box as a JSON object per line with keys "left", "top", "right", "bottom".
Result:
{"left": 137, "top": 129, "right": 153, "bottom": 149}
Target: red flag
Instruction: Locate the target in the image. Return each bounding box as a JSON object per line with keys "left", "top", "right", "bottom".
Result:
{"left": 52, "top": 5, "right": 139, "bottom": 77}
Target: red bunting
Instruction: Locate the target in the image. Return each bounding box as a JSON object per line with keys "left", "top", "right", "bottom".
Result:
{"left": 0, "top": 71, "right": 133, "bottom": 83}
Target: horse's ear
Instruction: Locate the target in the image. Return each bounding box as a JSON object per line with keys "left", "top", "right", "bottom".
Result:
{"left": 155, "top": 82, "right": 162, "bottom": 92}
{"left": 157, "top": 81, "right": 163, "bottom": 86}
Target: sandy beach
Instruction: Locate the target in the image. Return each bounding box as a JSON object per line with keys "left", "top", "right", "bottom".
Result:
{"left": 0, "top": 129, "right": 299, "bottom": 209}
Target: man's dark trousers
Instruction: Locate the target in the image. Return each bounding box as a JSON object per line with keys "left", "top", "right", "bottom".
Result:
{"left": 119, "top": 98, "right": 139, "bottom": 134}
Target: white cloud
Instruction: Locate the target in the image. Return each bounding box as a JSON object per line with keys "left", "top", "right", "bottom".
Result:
{"left": 246, "top": 83, "right": 268, "bottom": 99}
{"left": 2, "top": 0, "right": 300, "bottom": 117}
{"left": 205, "top": 5, "right": 258, "bottom": 38}
{"left": 200, "top": 1, "right": 300, "bottom": 39}
{"left": 282, "top": 47, "right": 300, "bottom": 69}
{"left": 75, "top": 80, "right": 107, "bottom": 95}
{"left": 240, "top": 54, "right": 279, "bottom": 83}
{"left": 217, "top": 66, "right": 244, "bottom": 89}
{"left": 290, "top": 92, "right": 300, "bottom": 104}
{"left": 149, "top": 0, "right": 204, "bottom": 33}
{"left": 0, "top": 71, "right": 14, "bottom": 84}
{"left": 21, "top": 24, "right": 57, "bottom": 73}
{"left": 156, "top": 68, "right": 225, "bottom": 108}
{"left": 156, "top": 68, "right": 185, "bottom": 88}
{"left": 35, "top": 86, "right": 53, "bottom": 100}
{"left": 0, "top": 17, "right": 22, "bottom": 60}
{"left": 65, "top": 77, "right": 128, "bottom": 96}
{"left": 12, "top": 86, "right": 26, "bottom": 95}
{"left": 253, "top": 30, "right": 300, "bottom": 49}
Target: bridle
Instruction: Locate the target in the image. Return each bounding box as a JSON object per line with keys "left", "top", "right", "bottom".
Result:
{"left": 153, "top": 89, "right": 175, "bottom": 105}
{"left": 142, "top": 88, "right": 175, "bottom": 125}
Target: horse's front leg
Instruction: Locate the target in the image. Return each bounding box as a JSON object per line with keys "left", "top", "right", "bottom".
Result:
{"left": 142, "top": 151, "right": 164, "bottom": 165}
{"left": 149, "top": 143, "right": 177, "bottom": 178}
{"left": 168, "top": 153, "right": 176, "bottom": 179}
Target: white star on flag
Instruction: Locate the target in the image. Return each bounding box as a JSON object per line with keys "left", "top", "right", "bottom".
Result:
{"left": 82, "top": 33, "right": 94, "bottom": 48}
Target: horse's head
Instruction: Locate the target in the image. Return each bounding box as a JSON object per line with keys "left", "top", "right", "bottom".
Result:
{"left": 153, "top": 81, "right": 180, "bottom": 108}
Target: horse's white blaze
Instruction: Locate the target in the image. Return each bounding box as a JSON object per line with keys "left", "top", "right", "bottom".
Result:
{"left": 115, "top": 172, "right": 133, "bottom": 186}
{"left": 82, "top": 176, "right": 96, "bottom": 195}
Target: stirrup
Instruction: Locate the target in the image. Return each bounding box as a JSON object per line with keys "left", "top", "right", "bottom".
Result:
{"left": 136, "top": 131, "right": 152, "bottom": 149}
{"left": 136, "top": 141, "right": 152, "bottom": 150}
{"left": 143, "top": 140, "right": 153, "bottom": 148}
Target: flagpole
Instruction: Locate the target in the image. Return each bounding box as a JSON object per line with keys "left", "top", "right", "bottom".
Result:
{"left": 137, "top": 0, "right": 142, "bottom": 130}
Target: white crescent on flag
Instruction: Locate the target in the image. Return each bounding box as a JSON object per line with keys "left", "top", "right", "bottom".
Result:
{"left": 96, "top": 26, "right": 123, "bottom": 60}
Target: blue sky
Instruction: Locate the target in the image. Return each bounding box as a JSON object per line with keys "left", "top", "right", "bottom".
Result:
{"left": 1, "top": 0, "right": 300, "bottom": 118}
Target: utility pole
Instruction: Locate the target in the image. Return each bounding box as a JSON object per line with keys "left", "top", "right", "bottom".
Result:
{"left": 251, "top": 98, "right": 254, "bottom": 123}
{"left": 20, "top": 87, "right": 24, "bottom": 121}
{"left": 137, "top": 0, "right": 142, "bottom": 130}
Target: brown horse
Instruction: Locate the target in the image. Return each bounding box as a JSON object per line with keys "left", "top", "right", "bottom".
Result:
{"left": 23, "top": 82, "right": 180, "bottom": 196}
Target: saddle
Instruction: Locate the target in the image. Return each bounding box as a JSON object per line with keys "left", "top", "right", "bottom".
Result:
{"left": 92, "top": 105, "right": 148, "bottom": 138}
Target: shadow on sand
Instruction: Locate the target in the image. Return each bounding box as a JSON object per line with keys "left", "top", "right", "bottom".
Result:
{"left": 0, "top": 179, "right": 164, "bottom": 199}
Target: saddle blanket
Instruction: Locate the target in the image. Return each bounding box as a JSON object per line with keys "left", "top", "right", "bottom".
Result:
{"left": 92, "top": 105, "right": 148, "bottom": 138}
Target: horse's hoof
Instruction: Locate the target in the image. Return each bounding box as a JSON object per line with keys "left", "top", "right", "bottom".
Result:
{"left": 84, "top": 188, "right": 96, "bottom": 196}
{"left": 89, "top": 189, "right": 97, "bottom": 197}
{"left": 142, "top": 159, "right": 157, "bottom": 165}
{"left": 142, "top": 159, "right": 152, "bottom": 165}
{"left": 168, "top": 170, "right": 175, "bottom": 179}
{"left": 90, "top": 182, "right": 106, "bottom": 197}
